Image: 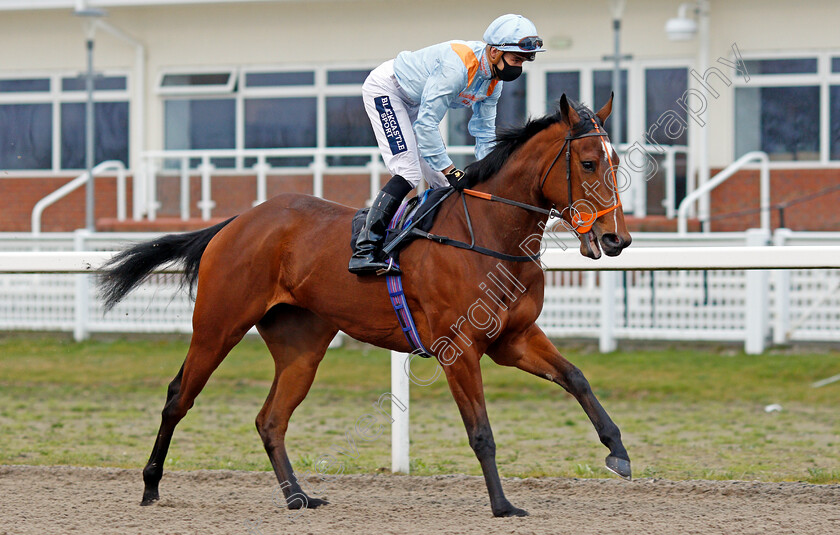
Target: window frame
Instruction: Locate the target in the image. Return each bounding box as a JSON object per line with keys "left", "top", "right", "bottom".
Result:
{"left": 156, "top": 67, "right": 237, "bottom": 96}
{"left": 0, "top": 70, "right": 130, "bottom": 173}
{"left": 732, "top": 49, "right": 840, "bottom": 166}
{"left": 159, "top": 64, "right": 379, "bottom": 170}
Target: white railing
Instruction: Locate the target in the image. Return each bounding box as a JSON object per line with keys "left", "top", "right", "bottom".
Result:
{"left": 31, "top": 160, "right": 128, "bottom": 235}
{"left": 1, "top": 229, "right": 839, "bottom": 347}
{"left": 140, "top": 147, "right": 473, "bottom": 220}
{"left": 139, "top": 145, "right": 688, "bottom": 221}
{"left": 0, "top": 229, "right": 839, "bottom": 351}
{"left": 677, "top": 151, "right": 769, "bottom": 234}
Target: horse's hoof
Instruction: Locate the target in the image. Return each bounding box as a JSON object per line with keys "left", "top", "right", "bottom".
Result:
{"left": 140, "top": 489, "right": 159, "bottom": 506}
{"left": 493, "top": 503, "right": 529, "bottom": 517}
{"left": 306, "top": 497, "right": 329, "bottom": 509}
{"left": 288, "top": 496, "right": 329, "bottom": 510}
{"left": 605, "top": 455, "right": 632, "bottom": 480}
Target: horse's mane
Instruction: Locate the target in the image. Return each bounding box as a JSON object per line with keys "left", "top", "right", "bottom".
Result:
{"left": 464, "top": 100, "right": 602, "bottom": 185}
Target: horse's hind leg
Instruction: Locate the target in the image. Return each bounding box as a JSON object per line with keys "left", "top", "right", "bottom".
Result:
{"left": 255, "top": 305, "right": 338, "bottom": 510}
{"left": 141, "top": 293, "right": 264, "bottom": 505}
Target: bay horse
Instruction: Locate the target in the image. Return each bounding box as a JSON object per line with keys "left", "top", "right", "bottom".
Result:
{"left": 100, "top": 94, "right": 632, "bottom": 517}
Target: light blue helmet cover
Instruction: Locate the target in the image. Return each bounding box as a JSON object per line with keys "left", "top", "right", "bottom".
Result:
{"left": 483, "top": 14, "right": 545, "bottom": 53}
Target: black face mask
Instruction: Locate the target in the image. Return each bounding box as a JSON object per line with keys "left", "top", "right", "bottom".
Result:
{"left": 493, "top": 54, "right": 523, "bottom": 82}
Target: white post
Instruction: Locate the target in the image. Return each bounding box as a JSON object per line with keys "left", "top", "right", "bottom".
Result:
{"left": 253, "top": 155, "right": 268, "bottom": 206}
{"left": 197, "top": 156, "right": 216, "bottom": 220}
{"left": 664, "top": 149, "right": 676, "bottom": 219}
{"left": 367, "top": 155, "right": 382, "bottom": 207}
{"left": 116, "top": 163, "right": 127, "bottom": 221}
{"left": 147, "top": 159, "right": 158, "bottom": 222}
{"left": 390, "top": 350, "right": 410, "bottom": 474}
{"left": 745, "top": 229, "right": 770, "bottom": 354}
{"left": 180, "top": 157, "right": 190, "bottom": 220}
{"left": 73, "top": 229, "right": 91, "bottom": 342}
{"left": 772, "top": 228, "right": 792, "bottom": 345}
{"left": 696, "top": 0, "right": 711, "bottom": 230}
{"left": 599, "top": 271, "right": 618, "bottom": 352}
{"left": 311, "top": 155, "right": 324, "bottom": 199}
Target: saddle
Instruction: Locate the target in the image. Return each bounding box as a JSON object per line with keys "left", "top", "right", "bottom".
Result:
{"left": 350, "top": 186, "right": 454, "bottom": 264}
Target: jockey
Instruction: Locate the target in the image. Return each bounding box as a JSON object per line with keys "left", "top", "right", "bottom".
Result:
{"left": 348, "top": 13, "right": 545, "bottom": 275}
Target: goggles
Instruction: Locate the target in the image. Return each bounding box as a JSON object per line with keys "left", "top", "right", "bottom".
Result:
{"left": 490, "top": 36, "right": 544, "bottom": 51}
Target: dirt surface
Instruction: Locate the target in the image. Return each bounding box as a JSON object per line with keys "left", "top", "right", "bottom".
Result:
{"left": 2, "top": 465, "right": 839, "bottom": 535}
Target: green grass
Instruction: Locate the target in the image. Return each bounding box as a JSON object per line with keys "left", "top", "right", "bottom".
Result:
{"left": 0, "top": 334, "right": 838, "bottom": 483}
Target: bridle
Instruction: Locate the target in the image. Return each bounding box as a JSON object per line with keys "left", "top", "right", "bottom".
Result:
{"left": 464, "top": 119, "right": 622, "bottom": 235}
{"left": 538, "top": 119, "right": 622, "bottom": 234}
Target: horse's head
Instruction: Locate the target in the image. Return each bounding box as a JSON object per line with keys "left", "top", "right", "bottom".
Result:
{"left": 541, "top": 94, "right": 632, "bottom": 258}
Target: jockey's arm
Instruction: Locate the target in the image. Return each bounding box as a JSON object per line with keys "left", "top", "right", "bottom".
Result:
{"left": 414, "top": 63, "right": 466, "bottom": 173}
{"left": 469, "top": 83, "right": 501, "bottom": 161}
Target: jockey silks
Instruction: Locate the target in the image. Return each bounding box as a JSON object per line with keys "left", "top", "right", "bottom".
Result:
{"left": 391, "top": 40, "right": 502, "bottom": 172}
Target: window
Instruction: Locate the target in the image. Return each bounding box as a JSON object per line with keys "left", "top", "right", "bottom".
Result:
{"left": 159, "top": 71, "right": 235, "bottom": 94}
{"left": 244, "top": 71, "right": 314, "bottom": 88}
{"left": 732, "top": 53, "right": 838, "bottom": 162}
{"left": 326, "top": 95, "right": 375, "bottom": 166}
{"left": 0, "top": 104, "right": 52, "bottom": 169}
{"left": 62, "top": 75, "right": 127, "bottom": 92}
{"left": 61, "top": 101, "right": 129, "bottom": 169}
{"left": 496, "top": 74, "right": 528, "bottom": 131}
{"left": 741, "top": 58, "right": 817, "bottom": 75}
{"left": 0, "top": 73, "right": 129, "bottom": 171}
{"left": 546, "top": 71, "right": 580, "bottom": 112}
{"left": 830, "top": 85, "right": 840, "bottom": 160}
{"left": 327, "top": 70, "right": 370, "bottom": 85}
{"left": 246, "top": 97, "right": 316, "bottom": 167}
{"left": 160, "top": 67, "right": 383, "bottom": 169}
{"left": 593, "top": 69, "right": 627, "bottom": 142}
{"left": 0, "top": 78, "right": 49, "bottom": 92}
{"left": 165, "top": 99, "right": 235, "bottom": 149}
{"left": 736, "top": 86, "right": 820, "bottom": 161}
{"left": 645, "top": 67, "right": 688, "bottom": 146}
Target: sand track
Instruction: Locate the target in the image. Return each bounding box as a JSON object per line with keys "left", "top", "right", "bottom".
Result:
{"left": 2, "top": 465, "right": 839, "bottom": 534}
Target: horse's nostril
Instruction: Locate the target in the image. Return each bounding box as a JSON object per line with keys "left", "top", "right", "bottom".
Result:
{"left": 602, "top": 233, "right": 621, "bottom": 248}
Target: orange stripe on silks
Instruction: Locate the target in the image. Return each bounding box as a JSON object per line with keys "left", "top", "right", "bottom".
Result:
{"left": 463, "top": 189, "right": 492, "bottom": 200}
{"left": 487, "top": 79, "right": 499, "bottom": 96}
{"left": 450, "top": 43, "right": 479, "bottom": 87}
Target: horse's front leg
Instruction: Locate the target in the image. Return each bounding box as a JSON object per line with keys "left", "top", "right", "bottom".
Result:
{"left": 440, "top": 351, "right": 528, "bottom": 517}
{"left": 488, "top": 324, "right": 631, "bottom": 479}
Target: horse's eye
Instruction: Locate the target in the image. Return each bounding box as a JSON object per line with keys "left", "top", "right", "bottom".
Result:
{"left": 582, "top": 161, "right": 596, "bottom": 172}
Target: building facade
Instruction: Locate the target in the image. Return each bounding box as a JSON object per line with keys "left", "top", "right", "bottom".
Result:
{"left": 0, "top": 0, "right": 838, "bottom": 232}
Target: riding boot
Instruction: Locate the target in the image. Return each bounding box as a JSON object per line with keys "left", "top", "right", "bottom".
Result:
{"left": 348, "top": 175, "right": 413, "bottom": 275}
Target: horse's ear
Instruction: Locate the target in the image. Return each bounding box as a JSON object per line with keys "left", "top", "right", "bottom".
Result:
{"left": 559, "top": 94, "right": 580, "bottom": 127}
{"left": 596, "top": 92, "right": 614, "bottom": 124}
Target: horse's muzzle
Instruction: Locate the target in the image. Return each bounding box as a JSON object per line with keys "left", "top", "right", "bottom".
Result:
{"left": 600, "top": 232, "right": 631, "bottom": 257}
{"left": 580, "top": 230, "right": 631, "bottom": 259}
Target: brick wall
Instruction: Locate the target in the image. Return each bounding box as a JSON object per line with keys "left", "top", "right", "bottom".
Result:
{"left": 709, "top": 168, "right": 840, "bottom": 232}
{"left": 0, "top": 175, "right": 132, "bottom": 232}
{"left": 1, "top": 173, "right": 389, "bottom": 232}
{"left": 3, "top": 169, "right": 838, "bottom": 232}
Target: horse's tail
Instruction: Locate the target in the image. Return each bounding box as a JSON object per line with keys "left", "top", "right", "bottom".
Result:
{"left": 99, "top": 217, "right": 236, "bottom": 311}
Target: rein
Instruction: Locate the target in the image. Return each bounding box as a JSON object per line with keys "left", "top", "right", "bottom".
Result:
{"left": 411, "top": 193, "right": 542, "bottom": 262}
{"left": 385, "top": 121, "right": 622, "bottom": 263}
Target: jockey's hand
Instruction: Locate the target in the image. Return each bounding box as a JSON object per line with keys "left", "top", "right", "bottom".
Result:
{"left": 445, "top": 168, "right": 468, "bottom": 191}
